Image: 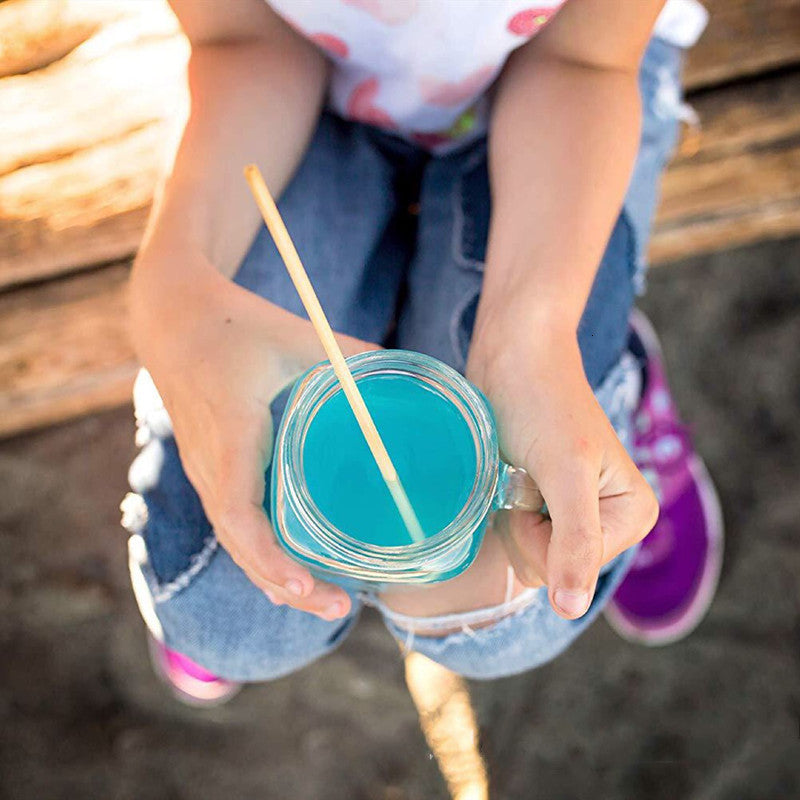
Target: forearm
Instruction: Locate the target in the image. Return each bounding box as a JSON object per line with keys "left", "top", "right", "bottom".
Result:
{"left": 477, "top": 52, "right": 641, "bottom": 351}
{"left": 130, "top": 22, "right": 328, "bottom": 339}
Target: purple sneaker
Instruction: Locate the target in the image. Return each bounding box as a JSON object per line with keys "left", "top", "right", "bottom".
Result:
{"left": 604, "top": 310, "right": 724, "bottom": 646}
{"left": 147, "top": 634, "right": 241, "bottom": 707}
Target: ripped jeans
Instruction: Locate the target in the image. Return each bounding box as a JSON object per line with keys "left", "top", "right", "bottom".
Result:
{"left": 122, "top": 37, "right": 685, "bottom": 681}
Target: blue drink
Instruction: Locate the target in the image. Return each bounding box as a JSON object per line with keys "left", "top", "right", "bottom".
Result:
{"left": 303, "top": 374, "right": 477, "bottom": 546}
{"left": 270, "top": 350, "right": 542, "bottom": 590}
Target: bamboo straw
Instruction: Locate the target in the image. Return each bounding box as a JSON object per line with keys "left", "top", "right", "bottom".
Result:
{"left": 244, "top": 164, "right": 425, "bottom": 544}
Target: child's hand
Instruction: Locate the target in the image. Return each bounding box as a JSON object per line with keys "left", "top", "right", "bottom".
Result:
{"left": 467, "top": 321, "right": 658, "bottom": 620}
{"left": 131, "top": 265, "right": 374, "bottom": 621}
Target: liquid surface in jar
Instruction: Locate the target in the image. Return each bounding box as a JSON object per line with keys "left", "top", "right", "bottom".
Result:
{"left": 302, "top": 373, "right": 478, "bottom": 547}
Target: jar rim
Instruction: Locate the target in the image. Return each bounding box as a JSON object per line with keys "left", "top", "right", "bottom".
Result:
{"left": 276, "top": 350, "right": 499, "bottom": 570}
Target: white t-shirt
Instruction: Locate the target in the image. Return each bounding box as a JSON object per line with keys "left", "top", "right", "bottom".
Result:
{"left": 266, "top": 0, "right": 707, "bottom": 151}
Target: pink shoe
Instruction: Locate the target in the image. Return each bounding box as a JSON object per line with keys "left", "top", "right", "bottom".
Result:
{"left": 147, "top": 634, "right": 241, "bottom": 707}
{"left": 605, "top": 310, "right": 724, "bottom": 646}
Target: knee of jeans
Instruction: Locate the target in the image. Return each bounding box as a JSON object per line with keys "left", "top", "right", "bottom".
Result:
{"left": 386, "top": 597, "right": 576, "bottom": 680}
{"left": 129, "top": 533, "right": 359, "bottom": 682}
{"left": 392, "top": 553, "right": 636, "bottom": 680}
{"left": 399, "top": 624, "right": 572, "bottom": 681}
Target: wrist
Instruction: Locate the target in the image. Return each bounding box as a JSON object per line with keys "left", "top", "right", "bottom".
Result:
{"left": 471, "top": 294, "right": 581, "bottom": 365}
{"left": 129, "top": 245, "right": 220, "bottom": 351}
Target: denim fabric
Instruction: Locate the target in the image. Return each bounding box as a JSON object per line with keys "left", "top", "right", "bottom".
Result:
{"left": 124, "top": 37, "right": 684, "bottom": 681}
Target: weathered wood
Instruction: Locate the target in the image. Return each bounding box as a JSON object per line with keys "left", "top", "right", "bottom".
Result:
{"left": 652, "top": 145, "right": 800, "bottom": 264}
{"left": 671, "top": 72, "right": 800, "bottom": 166}
{"left": 685, "top": 0, "right": 800, "bottom": 90}
{"left": 0, "top": 121, "right": 174, "bottom": 289}
{"left": 650, "top": 70, "right": 800, "bottom": 263}
{"left": 0, "top": 0, "right": 117, "bottom": 78}
{"left": 0, "top": 3, "right": 187, "bottom": 289}
{"left": 0, "top": 0, "right": 180, "bottom": 78}
{"left": 0, "top": 264, "right": 136, "bottom": 438}
{"left": 0, "top": 32, "right": 187, "bottom": 176}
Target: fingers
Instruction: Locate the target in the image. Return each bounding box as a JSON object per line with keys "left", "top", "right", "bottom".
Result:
{"left": 216, "top": 499, "right": 352, "bottom": 620}
{"left": 211, "top": 435, "right": 351, "bottom": 621}
{"left": 596, "top": 468, "right": 660, "bottom": 564}
{"left": 496, "top": 510, "right": 549, "bottom": 588}
{"left": 503, "top": 458, "right": 658, "bottom": 621}
{"left": 535, "top": 457, "right": 605, "bottom": 620}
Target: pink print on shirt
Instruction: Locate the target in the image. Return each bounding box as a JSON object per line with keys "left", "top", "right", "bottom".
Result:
{"left": 507, "top": 7, "right": 557, "bottom": 36}
{"left": 347, "top": 77, "right": 396, "bottom": 128}
{"left": 419, "top": 66, "right": 496, "bottom": 108}
{"left": 343, "top": 0, "right": 418, "bottom": 26}
{"left": 309, "top": 32, "right": 350, "bottom": 58}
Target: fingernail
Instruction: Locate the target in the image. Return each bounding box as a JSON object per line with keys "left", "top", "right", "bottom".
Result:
{"left": 324, "top": 602, "right": 344, "bottom": 619}
{"left": 285, "top": 579, "right": 305, "bottom": 597}
{"left": 554, "top": 589, "right": 591, "bottom": 618}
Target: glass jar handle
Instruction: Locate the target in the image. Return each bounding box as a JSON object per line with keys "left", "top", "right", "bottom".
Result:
{"left": 495, "top": 462, "right": 546, "bottom": 513}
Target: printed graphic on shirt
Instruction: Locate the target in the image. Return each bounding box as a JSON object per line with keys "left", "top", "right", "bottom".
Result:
{"left": 265, "top": 0, "right": 708, "bottom": 152}
{"left": 346, "top": 77, "right": 397, "bottom": 128}
{"left": 309, "top": 32, "right": 350, "bottom": 59}
{"left": 507, "top": 7, "right": 558, "bottom": 36}
{"left": 343, "top": 0, "right": 419, "bottom": 26}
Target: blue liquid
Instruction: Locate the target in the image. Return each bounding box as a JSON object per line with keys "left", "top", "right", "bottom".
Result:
{"left": 302, "top": 374, "right": 477, "bottom": 547}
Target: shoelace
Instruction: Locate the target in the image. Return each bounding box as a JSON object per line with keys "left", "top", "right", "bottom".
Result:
{"left": 633, "top": 397, "right": 694, "bottom": 511}
{"left": 630, "top": 416, "right": 693, "bottom": 570}
{"left": 635, "top": 419, "right": 692, "bottom": 475}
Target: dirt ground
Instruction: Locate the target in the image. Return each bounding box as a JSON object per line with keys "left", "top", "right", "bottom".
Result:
{"left": 1, "top": 237, "right": 798, "bottom": 800}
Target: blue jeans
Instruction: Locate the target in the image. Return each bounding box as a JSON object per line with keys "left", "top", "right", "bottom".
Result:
{"left": 124, "top": 38, "right": 684, "bottom": 681}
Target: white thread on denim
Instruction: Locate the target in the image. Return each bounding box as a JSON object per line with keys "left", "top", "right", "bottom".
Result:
{"left": 133, "top": 368, "right": 173, "bottom": 446}
{"left": 376, "top": 586, "right": 541, "bottom": 636}
{"left": 128, "top": 534, "right": 164, "bottom": 642}
{"left": 402, "top": 626, "right": 415, "bottom": 655}
{"left": 504, "top": 566, "right": 514, "bottom": 606}
{"left": 595, "top": 351, "right": 641, "bottom": 455}
{"left": 654, "top": 65, "right": 700, "bottom": 128}
{"left": 460, "top": 623, "right": 477, "bottom": 638}
{"left": 120, "top": 492, "right": 148, "bottom": 534}
{"left": 151, "top": 536, "right": 220, "bottom": 604}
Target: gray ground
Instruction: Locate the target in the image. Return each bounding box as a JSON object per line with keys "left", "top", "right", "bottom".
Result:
{"left": 1, "top": 237, "right": 798, "bottom": 800}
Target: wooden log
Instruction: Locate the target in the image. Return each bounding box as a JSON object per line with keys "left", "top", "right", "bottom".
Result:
{"left": 0, "top": 121, "right": 176, "bottom": 289}
{"left": 0, "top": 32, "right": 188, "bottom": 176}
{"left": 671, "top": 71, "right": 800, "bottom": 166}
{"left": 0, "top": 0, "right": 117, "bottom": 78}
{"left": 685, "top": 0, "right": 800, "bottom": 90}
{"left": 651, "top": 146, "right": 800, "bottom": 264}
{"left": 0, "top": 0, "right": 179, "bottom": 78}
{"left": 650, "top": 71, "right": 800, "bottom": 263}
{"left": 0, "top": 263, "right": 136, "bottom": 438}
{"left": 0, "top": 3, "right": 187, "bottom": 290}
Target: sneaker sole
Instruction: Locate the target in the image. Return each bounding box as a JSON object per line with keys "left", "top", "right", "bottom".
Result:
{"left": 147, "top": 633, "right": 241, "bottom": 708}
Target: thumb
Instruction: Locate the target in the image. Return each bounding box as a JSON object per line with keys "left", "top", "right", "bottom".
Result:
{"left": 540, "top": 461, "right": 605, "bottom": 619}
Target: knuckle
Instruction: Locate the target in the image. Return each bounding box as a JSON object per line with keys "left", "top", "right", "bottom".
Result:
{"left": 565, "top": 438, "right": 600, "bottom": 470}
{"left": 516, "top": 564, "right": 543, "bottom": 587}
{"left": 635, "top": 481, "right": 660, "bottom": 533}
{"left": 643, "top": 492, "right": 660, "bottom": 532}
{"left": 216, "top": 505, "right": 256, "bottom": 540}
{"left": 557, "top": 530, "right": 603, "bottom": 575}
{"left": 216, "top": 505, "right": 242, "bottom": 532}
